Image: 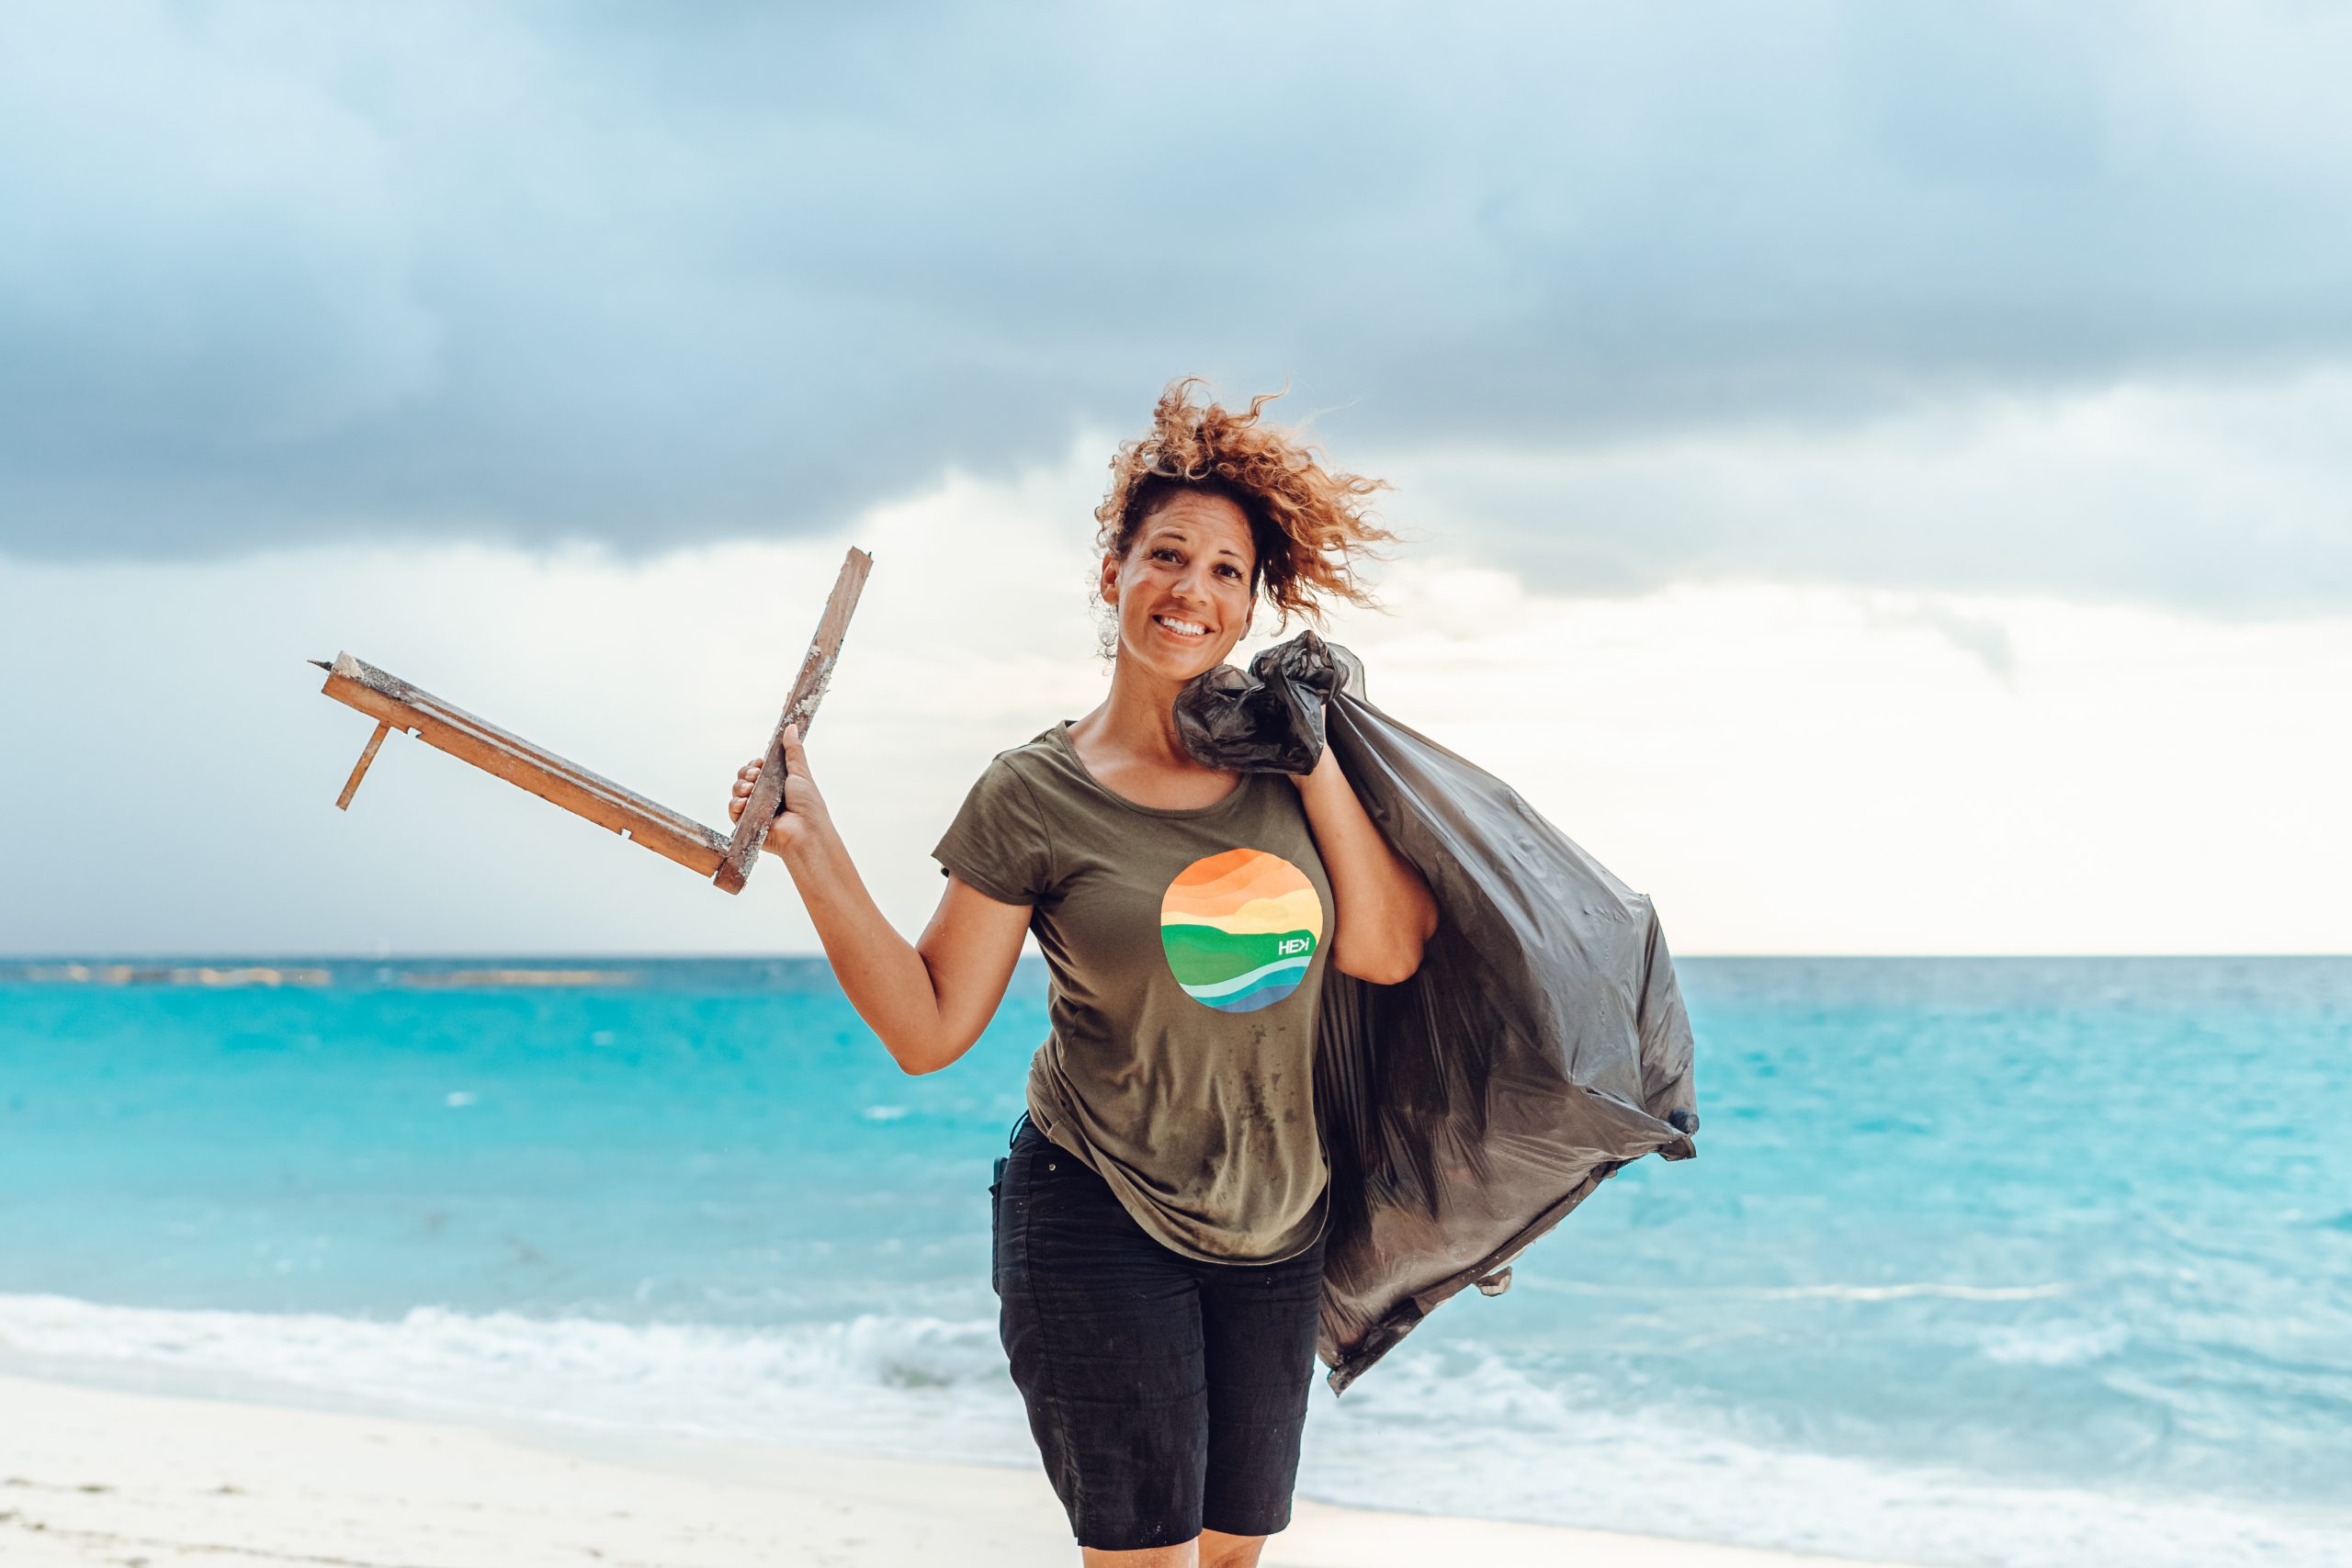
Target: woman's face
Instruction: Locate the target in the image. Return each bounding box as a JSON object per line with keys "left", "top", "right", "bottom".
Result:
{"left": 1102, "top": 490, "right": 1257, "bottom": 682}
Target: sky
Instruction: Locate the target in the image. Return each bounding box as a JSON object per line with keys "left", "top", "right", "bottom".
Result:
{"left": 4, "top": 0, "right": 2348, "bottom": 955}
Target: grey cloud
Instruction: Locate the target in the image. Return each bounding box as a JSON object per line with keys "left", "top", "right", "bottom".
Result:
{"left": 5, "top": 0, "right": 2352, "bottom": 582}
{"left": 1387, "top": 367, "right": 2352, "bottom": 620}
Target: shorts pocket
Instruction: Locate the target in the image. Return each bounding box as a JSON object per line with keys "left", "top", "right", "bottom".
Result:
{"left": 989, "top": 1155, "right": 1008, "bottom": 1297}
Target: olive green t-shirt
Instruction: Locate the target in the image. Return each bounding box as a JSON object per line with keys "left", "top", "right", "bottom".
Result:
{"left": 933, "top": 720, "right": 1333, "bottom": 1263}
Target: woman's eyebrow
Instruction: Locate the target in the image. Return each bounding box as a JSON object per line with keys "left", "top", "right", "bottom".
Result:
{"left": 1146, "top": 525, "right": 1246, "bottom": 560}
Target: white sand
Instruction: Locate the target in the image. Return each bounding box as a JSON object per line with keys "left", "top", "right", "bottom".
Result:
{"left": 0, "top": 1371, "right": 1917, "bottom": 1566}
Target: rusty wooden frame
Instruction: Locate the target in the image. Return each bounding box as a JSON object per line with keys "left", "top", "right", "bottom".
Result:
{"left": 715, "top": 546, "right": 873, "bottom": 891}
{"left": 316, "top": 546, "right": 872, "bottom": 894}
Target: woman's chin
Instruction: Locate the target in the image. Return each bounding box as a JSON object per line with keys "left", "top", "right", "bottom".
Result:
{"left": 1124, "top": 637, "right": 1226, "bottom": 682}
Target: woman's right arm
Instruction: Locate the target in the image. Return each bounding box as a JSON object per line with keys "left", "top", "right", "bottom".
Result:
{"left": 729, "top": 723, "right": 1031, "bottom": 1076}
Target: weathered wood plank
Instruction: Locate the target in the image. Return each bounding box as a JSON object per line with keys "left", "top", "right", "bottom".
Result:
{"left": 714, "top": 546, "right": 875, "bottom": 893}
{"left": 319, "top": 654, "right": 731, "bottom": 877}
{"left": 335, "top": 721, "right": 393, "bottom": 810}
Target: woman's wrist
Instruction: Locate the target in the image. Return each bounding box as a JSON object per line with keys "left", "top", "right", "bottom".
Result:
{"left": 1289, "top": 741, "right": 1340, "bottom": 792}
{"left": 777, "top": 807, "right": 841, "bottom": 873}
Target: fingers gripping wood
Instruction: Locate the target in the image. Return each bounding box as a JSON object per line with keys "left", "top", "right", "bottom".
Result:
{"left": 712, "top": 547, "right": 874, "bottom": 894}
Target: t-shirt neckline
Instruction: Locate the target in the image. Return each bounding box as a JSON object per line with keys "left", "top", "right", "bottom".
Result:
{"left": 1047, "top": 720, "right": 1253, "bottom": 820}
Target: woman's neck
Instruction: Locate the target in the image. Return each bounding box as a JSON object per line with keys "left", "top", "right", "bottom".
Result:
{"left": 1077, "top": 658, "right": 1210, "bottom": 773}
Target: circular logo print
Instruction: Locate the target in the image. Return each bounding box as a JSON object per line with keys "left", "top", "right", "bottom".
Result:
{"left": 1159, "top": 848, "right": 1325, "bottom": 1014}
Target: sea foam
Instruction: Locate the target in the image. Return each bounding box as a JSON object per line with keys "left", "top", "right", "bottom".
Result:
{"left": 3, "top": 1292, "right": 2345, "bottom": 1568}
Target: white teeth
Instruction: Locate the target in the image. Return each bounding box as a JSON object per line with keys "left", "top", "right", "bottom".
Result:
{"left": 1155, "top": 615, "right": 1207, "bottom": 637}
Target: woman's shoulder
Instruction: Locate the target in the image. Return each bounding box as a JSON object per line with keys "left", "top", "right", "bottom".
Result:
{"left": 998, "top": 721, "right": 1064, "bottom": 759}
{"left": 935, "top": 731, "right": 1066, "bottom": 903}
{"left": 959, "top": 724, "right": 1079, "bottom": 805}
{"left": 978, "top": 721, "right": 1076, "bottom": 775}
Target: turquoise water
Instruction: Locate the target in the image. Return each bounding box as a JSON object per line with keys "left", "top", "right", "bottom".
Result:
{"left": 2, "top": 956, "right": 2346, "bottom": 1566}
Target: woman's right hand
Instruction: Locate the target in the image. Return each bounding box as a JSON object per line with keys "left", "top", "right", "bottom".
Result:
{"left": 727, "top": 722, "right": 829, "bottom": 860}
{"left": 722, "top": 722, "right": 1031, "bottom": 1077}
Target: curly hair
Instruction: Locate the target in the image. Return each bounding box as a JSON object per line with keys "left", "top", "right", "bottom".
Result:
{"left": 1091, "top": 378, "right": 1397, "bottom": 657}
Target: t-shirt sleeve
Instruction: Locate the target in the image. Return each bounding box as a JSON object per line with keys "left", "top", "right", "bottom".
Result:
{"left": 932, "top": 754, "right": 1055, "bottom": 907}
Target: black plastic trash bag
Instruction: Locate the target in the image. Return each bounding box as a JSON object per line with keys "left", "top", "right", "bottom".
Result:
{"left": 1175, "top": 630, "right": 1701, "bottom": 1393}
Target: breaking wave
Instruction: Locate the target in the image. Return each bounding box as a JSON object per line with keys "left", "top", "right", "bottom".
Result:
{"left": 3, "top": 1292, "right": 2345, "bottom": 1568}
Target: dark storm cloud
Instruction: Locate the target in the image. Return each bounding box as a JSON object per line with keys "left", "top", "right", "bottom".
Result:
{"left": 5, "top": 0, "right": 2350, "bottom": 564}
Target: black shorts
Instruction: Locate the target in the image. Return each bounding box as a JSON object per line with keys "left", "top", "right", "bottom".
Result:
{"left": 990, "top": 1114, "right": 1328, "bottom": 1551}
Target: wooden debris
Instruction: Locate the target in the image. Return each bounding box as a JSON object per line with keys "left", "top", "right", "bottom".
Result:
{"left": 313, "top": 545, "right": 873, "bottom": 895}
{"left": 715, "top": 547, "right": 875, "bottom": 893}
{"left": 336, "top": 721, "right": 393, "bottom": 810}
{"left": 317, "top": 654, "right": 731, "bottom": 877}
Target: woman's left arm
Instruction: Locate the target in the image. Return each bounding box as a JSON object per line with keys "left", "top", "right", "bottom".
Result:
{"left": 1292, "top": 744, "right": 1439, "bottom": 985}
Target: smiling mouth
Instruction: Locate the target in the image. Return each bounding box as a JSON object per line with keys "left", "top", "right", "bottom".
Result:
{"left": 1152, "top": 614, "right": 1211, "bottom": 640}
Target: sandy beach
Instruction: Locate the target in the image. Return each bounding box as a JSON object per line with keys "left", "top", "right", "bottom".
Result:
{"left": 0, "top": 1371, "right": 1922, "bottom": 1567}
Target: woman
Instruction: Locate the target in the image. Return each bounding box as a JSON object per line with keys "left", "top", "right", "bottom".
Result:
{"left": 728, "top": 379, "right": 1440, "bottom": 1566}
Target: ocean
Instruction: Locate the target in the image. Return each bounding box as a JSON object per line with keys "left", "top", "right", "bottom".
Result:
{"left": 1, "top": 955, "right": 2346, "bottom": 1566}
